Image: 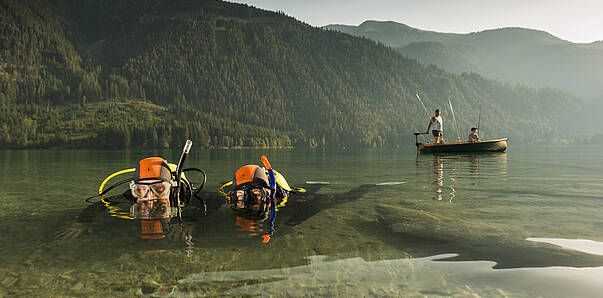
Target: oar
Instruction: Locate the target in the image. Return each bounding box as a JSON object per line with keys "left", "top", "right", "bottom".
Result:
{"left": 448, "top": 96, "right": 460, "bottom": 141}
{"left": 415, "top": 92, "right": 431, "bottom": 118}
{"left": 477, "top": 103, "right": 482, "bottom": 137}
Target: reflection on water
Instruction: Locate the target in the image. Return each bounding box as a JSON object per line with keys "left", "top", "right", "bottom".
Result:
{"left": 469, "top": 155, "right": 479, "bottom": 175}
{"left": 418, "top": 153, "right": 508, "bottom": 202}
{"left": 431, "top": 156, "right": 445, "bottom": 201}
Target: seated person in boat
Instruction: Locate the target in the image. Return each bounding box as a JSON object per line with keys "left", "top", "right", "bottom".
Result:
{"left": 426, "top": 109, "right": 443, "bottom": 144}
{"left": 468, "top": 127, "right": 479, "bottom": 142}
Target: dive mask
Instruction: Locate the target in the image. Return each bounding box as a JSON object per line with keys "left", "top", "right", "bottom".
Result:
{"left": 227, "top": 186, "right": 268, "bottom": 212}
{"left": 130, "top": 181, "right": 171, "bottom": 199}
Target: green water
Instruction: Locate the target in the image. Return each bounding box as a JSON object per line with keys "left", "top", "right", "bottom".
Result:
{"left": 1, "top": 146, "right": 603, "bottom": 297}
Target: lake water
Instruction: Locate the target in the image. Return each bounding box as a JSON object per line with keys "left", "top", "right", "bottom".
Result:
{"left": 1, "top": 146, "right": 603, "bottom": 297}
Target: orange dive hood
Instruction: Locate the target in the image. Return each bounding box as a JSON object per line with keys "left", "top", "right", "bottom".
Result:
{"left": 234, "top": 165, "right": 269, "bottom": 188}
{"left": 134, "top": 157, "right": 172, "bottom": 183}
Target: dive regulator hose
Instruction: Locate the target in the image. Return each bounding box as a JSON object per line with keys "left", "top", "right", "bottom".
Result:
{"left": 175, "top": 140, "right": 193, "bottom": 221}
{"left": 182, "top": 167, "right": 207, "bottom": 199}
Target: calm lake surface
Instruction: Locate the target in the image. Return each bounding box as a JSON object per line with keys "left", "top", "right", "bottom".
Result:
{"left": 1, "top": 146, "right": 603, "bottom": 297}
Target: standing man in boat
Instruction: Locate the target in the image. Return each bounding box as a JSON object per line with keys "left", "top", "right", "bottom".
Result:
{"left": 427, "top": 109, "right": 443, "bottom": 144}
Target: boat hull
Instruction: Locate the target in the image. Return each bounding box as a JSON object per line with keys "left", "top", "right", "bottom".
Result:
{"left": 418, "top": 138, "right": 508, "bottom": 153}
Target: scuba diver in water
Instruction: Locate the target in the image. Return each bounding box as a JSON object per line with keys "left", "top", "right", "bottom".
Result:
{"left": 217, "top": 156, "right": 297, "bottom": 243}
{"left": 217, "top": 155, "right": 390, "bottom": 243}
{"left": 56, "top": 141, "right": 216, "bottom": 241}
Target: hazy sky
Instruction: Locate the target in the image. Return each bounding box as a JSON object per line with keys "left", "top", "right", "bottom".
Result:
{"left": 228, "top": 0, "right": 603, "bottom": 43}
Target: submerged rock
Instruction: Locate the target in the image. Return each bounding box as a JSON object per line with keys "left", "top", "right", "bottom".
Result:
{"left": 59, "top": 270, "right": 75, "bottom": 281}
{"left": 174, "top": 253, "right": 531, "bottom": 297}
{"left": 1, "top": 277, "right": 18, "bottom": 288}
{"left": 374, "top": 204, "right": 603, "bottom": 268}
{"left": 90, "top": 262, "right": 108, "bottom": 273}
{"left": 153, "top": 285, "right": 176, "bottom": 296}
{"left": 141, "top": 276, "right": 161, "bottom": 288}
{"left": 70, "top": 282, "right": 84, "bottom": 291}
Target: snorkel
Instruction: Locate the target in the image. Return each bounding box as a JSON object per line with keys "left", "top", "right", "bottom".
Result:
{"left": 261, "top": 155, "right": 277, "bottom": 242}
{"left": 174, "top": 140, "right": 193, "bottom": 221}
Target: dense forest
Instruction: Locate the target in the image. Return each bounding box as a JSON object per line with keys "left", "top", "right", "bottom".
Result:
{"left": 0, "top": 0, "right": 590, "bottom": 149}
{"left": 326, "top": 21, "right": 603, "bottom": 101}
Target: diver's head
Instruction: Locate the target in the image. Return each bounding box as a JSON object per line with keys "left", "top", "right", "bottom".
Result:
{"left": 233, "top": 165, "right": 270, "bottom": 189}
{"left": 133, "top": 157, "right": 173, "bottom": 184}
{"left": 129, "top": 157, "right": 175, "bottom": 219}
{"left": 227, "top": 165, "right": 272, "bottom": 220}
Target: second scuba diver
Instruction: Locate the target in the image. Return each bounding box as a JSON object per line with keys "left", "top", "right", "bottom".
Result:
{"left": 217, "top": 157, "right": 298, "bottom": 243}
{"left": 216, "top": 155, "right": 389, "bottom": 243}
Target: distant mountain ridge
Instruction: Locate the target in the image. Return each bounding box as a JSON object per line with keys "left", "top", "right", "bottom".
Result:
{"left": 327, "top": 21, "right": 568, "bottom": 48}
{"left": 325, "top": 21, "right": 603, "bottom": 101}
{"left": 588, "top": 40, "right": 603, "bottom": 49}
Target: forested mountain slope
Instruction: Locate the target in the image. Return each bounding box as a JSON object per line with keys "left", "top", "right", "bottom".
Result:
{"left": 0, "top": 0, "right": 588, "bottom": 148}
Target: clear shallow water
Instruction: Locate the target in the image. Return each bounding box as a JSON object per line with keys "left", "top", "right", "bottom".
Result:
{"left": 1, "top": 146, "right": 603, "bottom": 296}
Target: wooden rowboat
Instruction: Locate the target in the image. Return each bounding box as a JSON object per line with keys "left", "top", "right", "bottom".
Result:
{"left": 415, "top": 134, "right": 508, "bottom": 153}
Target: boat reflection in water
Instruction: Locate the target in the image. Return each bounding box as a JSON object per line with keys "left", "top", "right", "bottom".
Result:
{"left": 418, "top": 152, "right": 508, "bottom": 202}
{"left": 432, "top": 155, "right": 445, "bottom": 201}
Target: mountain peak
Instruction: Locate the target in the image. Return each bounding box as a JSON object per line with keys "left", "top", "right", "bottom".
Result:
{"left": 357, "top": 20, "right": 424, "bottom": 33}
{"left": 588, "top": 40, "right": 603, "bottom": 48}
{"left": 471, "top": 27, "right": 566, "bottom": 45}
{"left": 359, "top": 20, "right": 410, "bottom": 27}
